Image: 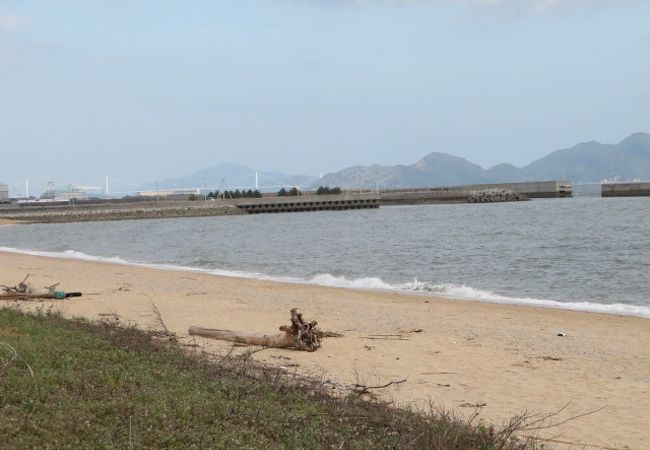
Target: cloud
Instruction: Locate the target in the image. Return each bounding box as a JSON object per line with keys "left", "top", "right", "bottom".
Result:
{"left": 0, "top": 13, "right": 28, "bottom": 32}
{"left": 461, "top": 0, "right": 603, "bottom": 12}
{"left": 306, "top": 0, "right": 615, "bottom": 12}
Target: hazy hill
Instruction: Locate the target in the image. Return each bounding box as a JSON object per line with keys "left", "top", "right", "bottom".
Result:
{"left": 317, "top": 153, "right": 489, "bottom": 189}
{"left": 148, "top": 164, "right": 317, "bottom": 192}
{"left": 317, "top": 132, "right": 650, "bottom": 189}
{"left": 523, "top": 132, "right": 650, "bottom": 182}
{"left": 148, "top": 133, "right": 650, "bottom": 192}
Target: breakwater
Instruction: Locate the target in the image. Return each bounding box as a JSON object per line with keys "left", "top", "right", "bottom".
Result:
{"left": 0, "top": 194, "right": 381, "bottom": 223}
{"left": 380, "top": 181, "right": 571, "bottom": 205}
{"left": 601, "top": 182, "right": 650, "bottom": 197}
{"left": 0, "top": 203, "right": 243, "bottom": 224}
{"left": 466, "top": 189, "right": 528, "bottom": 203}
{"left": 234, "top": 193, "right": 380, "bottom": 214}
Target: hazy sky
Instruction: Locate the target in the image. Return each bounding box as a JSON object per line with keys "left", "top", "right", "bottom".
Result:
{"left": 1, "top": 0, "right": 649, "bottom": 193}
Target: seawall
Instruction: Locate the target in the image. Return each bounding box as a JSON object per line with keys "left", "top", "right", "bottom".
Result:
{"left": 380, "top": 181, "right": 572, "bottom": 205}
{"left": 234, "top": 193, "right": 380, "bottom": 214}
{"left": 601, "top": 182, "right": 650, "bottom": 197}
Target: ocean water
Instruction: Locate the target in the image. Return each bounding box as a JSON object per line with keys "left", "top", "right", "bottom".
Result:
{"left": 1, "top": 197, "right": 649, "bottom": 318}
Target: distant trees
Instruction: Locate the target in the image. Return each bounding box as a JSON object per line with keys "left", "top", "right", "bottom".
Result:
{"left": 278, "top": 187, "right": 300, "bottom": 197}
{"left": 205, "top": 190, "right": 262, "bottom": 199}
{"left": 316, "top": 186, "right": 342, "bottom": 195}
{"left": 223, "top": 189, "right": 262, "bottom": 199}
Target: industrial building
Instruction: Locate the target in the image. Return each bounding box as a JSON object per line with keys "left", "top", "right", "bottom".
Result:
{"left": 135, "top": 188, "right": 200, "bottom": 198}
{"left": 40, "top": 189, "right": 88, "bottom": 201}
{"left": 0, "top": 183, "right": 8, "bottom": 202}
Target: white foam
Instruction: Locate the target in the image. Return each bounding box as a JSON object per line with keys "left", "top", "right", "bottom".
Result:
{"left": 2, "top": 246, "right": 649, "bottom": 319}
{"left": 308, "top": 273, "right": 395, "bottom": 290}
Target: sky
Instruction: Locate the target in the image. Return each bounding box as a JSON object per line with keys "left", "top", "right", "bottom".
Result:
{"left": 1, "top": 0, "right": 649, "bottom": 194}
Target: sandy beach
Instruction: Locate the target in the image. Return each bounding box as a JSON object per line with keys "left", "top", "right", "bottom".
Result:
{"left": 1, "top": 250, "right": 648, "bottom": 449}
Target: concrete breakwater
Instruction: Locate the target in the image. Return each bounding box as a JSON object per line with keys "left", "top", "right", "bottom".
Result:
{"left": 0, "top": 204, "right": 244, "bottom": 224}
{"left": 601, "top": 182, "right": 650, "bottom": 197}
{"left": 234, "top": 193, "right": 380, "bottom": 214}
{"left": 0, "top": 194, "right": 380, "bottom": 223}
{"left": 380, "top": 181, "right": 572, "bottom": 205}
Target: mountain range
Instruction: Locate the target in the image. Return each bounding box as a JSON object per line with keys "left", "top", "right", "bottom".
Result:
{"left": 319, "top": 132, "right": 650, "bottom": 189}
{"left": 154, "top": 132, "right": 650, "bottom": 191}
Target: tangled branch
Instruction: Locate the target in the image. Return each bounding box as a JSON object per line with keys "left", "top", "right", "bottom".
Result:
{"left": 0, "top": 341, "right": 34, "bottom": 377}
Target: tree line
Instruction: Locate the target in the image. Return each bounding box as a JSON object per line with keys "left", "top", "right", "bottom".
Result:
{"left": 202, "top": 190, "right": 263, "bottom": 199}
{"left": 277, "top": 187, "right": 301, "bottom": 197}
{"left": 315, "top": 186, "right": 341, "bottom": 195}
{"left": 190, "top": 186, "right": 343, "bottom": 200}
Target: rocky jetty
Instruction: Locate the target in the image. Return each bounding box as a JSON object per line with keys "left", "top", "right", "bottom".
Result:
{"left": 466, "top": 189, "right": 528, "bottom": 203}
{"left": 0, "top": 204, "right": 244, "bottom": 224}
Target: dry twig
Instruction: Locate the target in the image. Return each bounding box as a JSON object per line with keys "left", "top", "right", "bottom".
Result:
{"left": 352, "top": 378, "right": 407, "bottom": 396}
{"left": 0, "top": 341, "right": 34, "bottom": 377}
{"left": 519, "top": 401, "right": 608, "bottom": 432}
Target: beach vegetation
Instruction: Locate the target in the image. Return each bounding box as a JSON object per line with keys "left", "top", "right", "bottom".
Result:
{"left": 0, "top": 307, "right": 542, "bottom": 449}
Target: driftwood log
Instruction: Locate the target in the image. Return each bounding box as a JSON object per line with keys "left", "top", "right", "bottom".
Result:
{"left": 0, "top": 274, "right": 81, "bottom": 300}
{"left": 1, "top": 274, "right": 51, "bottom": 295}
{"left": 188, "top": 308, "right": 322, "bottom": 352}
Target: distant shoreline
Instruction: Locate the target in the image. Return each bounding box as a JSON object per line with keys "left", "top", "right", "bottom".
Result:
{"left": 0, "top": 218, "right": 23, "bottom": 226}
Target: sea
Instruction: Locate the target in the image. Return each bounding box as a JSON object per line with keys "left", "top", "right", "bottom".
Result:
{"left": 1, "top": 195, "right": 649, "bottom": 318}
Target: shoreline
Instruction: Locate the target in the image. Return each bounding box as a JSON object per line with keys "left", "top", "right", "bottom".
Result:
{"left": 1, "top": 246, "right": 649, "bottom": 320}
{"left": 0, "top": 219, "right": 23, "bottom": 226}
{"left": 1, "top": 250, "right": 649, "bottom": 449}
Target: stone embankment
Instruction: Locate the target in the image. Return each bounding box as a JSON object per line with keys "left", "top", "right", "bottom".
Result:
{"left": 465, "top": 189, "right": 528, "bottom": 203}
{"left": 0, "top": 204, "right": 244, "bottom": 224}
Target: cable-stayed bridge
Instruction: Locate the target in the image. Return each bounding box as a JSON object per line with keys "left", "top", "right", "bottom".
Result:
{"left": 106, "top": 171, "right": 323, "bottom": 197}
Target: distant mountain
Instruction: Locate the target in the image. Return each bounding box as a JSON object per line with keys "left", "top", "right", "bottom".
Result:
{"left": 147, "top": 164, "right": 317, "bottom": 192}
{"left": 523, "top": 132, "right": 650, "bottom": 182}
{"left": 146, "top": 133, "right": 650, "bottom": 193}
{"left": 317, "top": 153, "right": 489, "bottom": 189}
{"left": 316, "top": 132, "right": 650, "bottom": 189}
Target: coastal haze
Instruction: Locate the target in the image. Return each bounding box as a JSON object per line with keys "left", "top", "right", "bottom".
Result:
{"left": 3, "top": 131, "right": 650, "bottom": 196}
{"left": 134, "top": 131, "right": 650, "bottom": 194}
{"left": 1, "top": 1, "right": 650, "bottom": 193}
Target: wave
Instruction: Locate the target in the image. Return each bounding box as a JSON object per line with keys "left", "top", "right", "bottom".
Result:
{"left": 304, "top": 273, "right": 650, "bottom": 318}
{"left": 2, "top": 246, "right": 650, "bottom": 319}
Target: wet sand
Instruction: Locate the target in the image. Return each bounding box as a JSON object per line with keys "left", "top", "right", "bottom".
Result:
{"left": 1, "top": 250, "right": 648, "bottom": 449}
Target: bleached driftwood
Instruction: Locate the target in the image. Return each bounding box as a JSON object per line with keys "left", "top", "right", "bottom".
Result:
{"left": 187, "top": 328, "right": 295, "bottom": 347}
{"left": 1, "top": 274, "right": 81, "bottom": 300}
{"left": 188, "top": 308, "right": 322, "bottom": 352}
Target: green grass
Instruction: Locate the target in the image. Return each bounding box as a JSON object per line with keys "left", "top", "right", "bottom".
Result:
{"left": 0, "top": 307, "right": 542, "bottom": 449}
